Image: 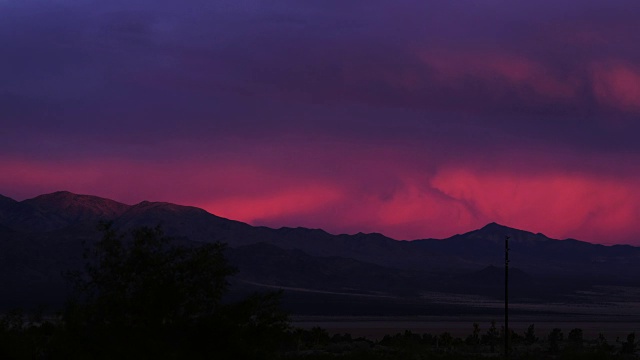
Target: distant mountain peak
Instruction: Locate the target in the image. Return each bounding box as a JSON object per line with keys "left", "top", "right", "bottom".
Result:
{"left": 122, "top": 200, "right": 218, "bottom": 221}
{"left": 131, "top": 200, "right": 198, "bottom": 212}
{"left": 33, "top": 190, "right": 92, "bottom": 200}
{"left": 476, "top": 222, "right": 537, "bottom": 237}
{"left": 49, "top": 190, "right": 75, "bottom": 196}
{"left": 22, "top": 191, "right": 130, "bottom": 220}
{"left": 480, "top": 222, "right": 512, "bottom": 231}
{"left": 30, "top": 190, "right": 98, "bottom": 202}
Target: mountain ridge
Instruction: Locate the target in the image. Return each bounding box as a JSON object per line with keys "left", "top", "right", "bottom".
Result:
{"left": 3, "top": 190, "right": 640, "bottom": 313}
{"left": 22, "top": 190, "right": 130, "bottom": 222}
{"left": 2, "top": 191, "right": 638, "bottom": 275}
{"left": 1, "top": 191, "right": 616, "bottom": 245}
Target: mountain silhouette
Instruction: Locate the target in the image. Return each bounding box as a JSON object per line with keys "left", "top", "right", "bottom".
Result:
{"left": 2, "top": 191, "right": 640, "bottom": 314}
{"left": 23, "top": 191, "right": 129, "bottom": 220}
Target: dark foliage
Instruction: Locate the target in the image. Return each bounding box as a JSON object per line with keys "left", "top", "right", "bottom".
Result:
{"left": 548, "top": 327, "right": 564, "bottom": 353}
{"left": 4, "top": 310, "right": 640, "bottom": 359}
{"left": 1, "top": 223, "right": 290, "bottom": 359}
{"left": 524, "top": 324, "right": 538, "bottom": 344}
{"left": 482, "top": 320, "right": 500, "bottom": 352}
{"left": 621, "top": 332, "right": 637, "bottom": 355}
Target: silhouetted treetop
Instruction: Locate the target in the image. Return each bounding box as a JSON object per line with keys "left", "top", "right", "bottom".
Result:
{"left": 62, "top": 223, "right": 288, "bottom": 359}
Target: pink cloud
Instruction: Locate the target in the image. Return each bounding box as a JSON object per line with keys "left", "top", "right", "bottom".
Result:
{"left": 200, "top": 185, "right": 344, "bottom": 224}
{"left": 340, "top": 181, "right": 478, "bottom": 239}
{"left": 419, "top": 50, "right": 576, "bottom": 100}
{"left": 414, "top": 47, "right": 640, "bottom": 116}
{"left": 590, "top": 61, "right": 640, "bottom": 112}
{"left": 431, "top": 167, "right": 640, "bottom": 244}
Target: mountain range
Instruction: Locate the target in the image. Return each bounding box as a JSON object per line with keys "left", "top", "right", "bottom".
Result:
{"left": 2, "top": 191, "right": 640, "bottom": 315}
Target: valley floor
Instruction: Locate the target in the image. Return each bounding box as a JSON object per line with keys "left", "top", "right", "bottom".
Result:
{"left": 292, "top": 315, "right": 640, "bottom": 340}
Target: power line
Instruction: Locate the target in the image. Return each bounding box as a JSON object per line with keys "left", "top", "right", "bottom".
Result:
{"left": 505, "top": 235, "right": 510, "bottom": 360}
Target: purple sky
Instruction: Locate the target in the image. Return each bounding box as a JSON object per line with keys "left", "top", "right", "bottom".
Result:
{"left": 3, "top": 0, "right": 640, "bottom": 244}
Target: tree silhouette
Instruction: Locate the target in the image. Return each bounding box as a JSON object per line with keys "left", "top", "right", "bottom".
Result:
{"left": 621, "top": 332, "right": 637, "bottom": 354}
{"left": 547, "top": 328, "right": 563, "bottom": 354}
{"left": 465, "top": 322, "right": 481, "bottom": 349}
{"left": 482, "top": 320, "right": 500, "bottom": 353}
{"left": 567, "top": 328, "right": 583, "bottom": 349}
{"left": 62, "top": 223, "right": 289, "bottom": 359}
{"left": 524, "top": 324, "right": 537, "bottom": 345}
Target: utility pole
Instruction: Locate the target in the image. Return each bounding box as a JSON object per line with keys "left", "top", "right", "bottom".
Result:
{"left": 505, "top": 235, "right": 510, "bottom": 360}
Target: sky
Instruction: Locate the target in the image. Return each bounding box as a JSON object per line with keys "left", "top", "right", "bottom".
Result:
{"left": 2, "top": 0, "right": 640, "bottom": 245}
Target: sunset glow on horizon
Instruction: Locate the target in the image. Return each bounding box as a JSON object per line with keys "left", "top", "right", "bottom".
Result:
{"left": 3, "top": 0, "right": 640, "bottom": 245}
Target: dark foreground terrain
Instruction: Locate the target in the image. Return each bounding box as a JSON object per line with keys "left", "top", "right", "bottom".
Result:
{"left": 2, "top": 310, "right": 639, "bottom": 360}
